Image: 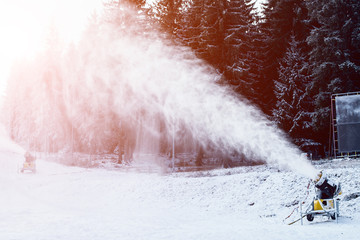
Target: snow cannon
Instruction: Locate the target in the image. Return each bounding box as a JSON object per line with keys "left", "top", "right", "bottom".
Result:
{"left": 313, "top": 170, "right": 342, "bottom": 199}
{"left": 20, "top": 151, "right": 36, "bottom": 173}
{"left": 299, "top": 170, "right": 341, "bottom": 224}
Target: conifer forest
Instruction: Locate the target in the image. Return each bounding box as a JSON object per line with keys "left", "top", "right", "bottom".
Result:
{"left": 2, "top": 0, "right": 360, "bottom": 163}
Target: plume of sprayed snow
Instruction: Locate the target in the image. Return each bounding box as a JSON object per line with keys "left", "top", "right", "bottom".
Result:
{"left": 64, "top": 8, "right": 317, "bottom": 179}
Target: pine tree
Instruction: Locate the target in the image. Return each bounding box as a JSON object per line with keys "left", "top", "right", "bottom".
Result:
{"left": 260, "top": 0, "right": 310, "bottom": 115}
{"left": 273, "top": 34, "right": 312, "bottom": 139}
{"left": 103, "top": 0, "right": 149, "bottom": 33}
{"left": 306, "top": 0, "right": 360, "bottom": 145}
{"left": 177, "top": 0, "right": 207, "bottom": 54}
{"left": 177, "top": 0, "right": 227, "bottom": 70}
{"left": 223, "top": 0, "right": 262, "bottom": 103}
{"left": 179, "top": 0, "right": 261, "bottom": 100}
{"left": 150, "top": 0, "right": 184, "bottom": 36}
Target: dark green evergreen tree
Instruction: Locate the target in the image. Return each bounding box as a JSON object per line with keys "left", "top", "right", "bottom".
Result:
{"left": 273, "top": 34, "right": 312, "bottom": 140}
{"left": 150, "top": 0, "right": 184, "bottom": 36}
{"left": 306, "top": 0, "right": 360, "bottom": 145}
{"left": 223, "top": 0, "right": 262, "bottom": 103}
{"left": 179, "top": 0, "right": 262, "bottom": 101}
{"left": 177, "top": 0, "right": 207, "bottom": 55}
{"left": 176, "top": 0, "right": 227, "bottom": 71}
{"left": 260, "top": 0, "right": 310, "bottom": 115}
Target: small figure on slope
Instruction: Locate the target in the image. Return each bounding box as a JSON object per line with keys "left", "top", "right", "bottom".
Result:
{"left": 21, "top": 151, "right": 36, "bottom": 173}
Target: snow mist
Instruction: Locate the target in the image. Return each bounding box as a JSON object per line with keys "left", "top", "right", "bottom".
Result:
{"left": 63, "top": 8, "right": 317, "bottom": 178}
{"left": 0, "top": 123, "right": 24, "bottom": 154}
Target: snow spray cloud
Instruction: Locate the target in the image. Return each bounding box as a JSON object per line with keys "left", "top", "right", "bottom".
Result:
{"left": 63, "top": 6, "right": 317, "bottom": 178}
{"left": 0, "top": 123, "right": 25, "bottom": 155}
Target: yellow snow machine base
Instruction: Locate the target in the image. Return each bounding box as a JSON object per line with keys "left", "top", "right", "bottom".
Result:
{"left": 314, "top": 199, "right": 334, "bottom": 211}
{"left": 21, "top": 162, "right": 36, "bottom": 173}
{"left": 300, "top": 197, "right": 340, "bottom": 225}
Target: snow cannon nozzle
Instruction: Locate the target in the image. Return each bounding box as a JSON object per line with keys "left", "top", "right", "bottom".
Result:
{"left": 313, "top": 170, "right": 323, "bottom": 184}
{"left": 313, "top": 170, "right": 342, "bottom": 199}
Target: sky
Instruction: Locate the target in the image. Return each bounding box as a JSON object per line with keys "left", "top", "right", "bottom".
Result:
{"left": 0, "top": 0, "right": 105, "bottom": 100}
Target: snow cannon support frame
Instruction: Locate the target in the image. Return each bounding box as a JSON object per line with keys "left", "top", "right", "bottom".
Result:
{"left": 299, "top": 196, "right": 340, "bottom": 225}
{"left": 299, "top": 170, "right": 341, "bottom": 225}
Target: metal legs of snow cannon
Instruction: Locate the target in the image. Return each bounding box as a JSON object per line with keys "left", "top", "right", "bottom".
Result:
{"left": 300, "top": 197, "right": 340, "bottom": 225}
{"left": 298, "top": 170, "right": 342, "bottom": 224}
{"left": 20, "top": 161, "right": 36, "bottom": 173}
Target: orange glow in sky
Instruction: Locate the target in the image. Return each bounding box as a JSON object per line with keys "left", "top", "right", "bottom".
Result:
{"left": 0, "top": 0, "right": 265, "bottom": 100}
{"left": 0, "top": 0, "right": 104, "bottom": 98}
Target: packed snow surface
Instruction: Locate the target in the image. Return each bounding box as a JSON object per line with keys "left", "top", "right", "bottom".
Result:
{"left": 1, "top": 152, "right": 359, "bottom": 240}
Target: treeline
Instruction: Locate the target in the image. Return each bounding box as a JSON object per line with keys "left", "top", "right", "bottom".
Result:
{"left": 2, "top": 0, "right": 360, "bottom": 160}
{"left": 149, "top": 0, "right": 360, "bottom": 152}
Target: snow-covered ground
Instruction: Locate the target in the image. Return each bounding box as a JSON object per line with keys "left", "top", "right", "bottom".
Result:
{"left": 1, "top": 151, "right": 359, "bottom": 240}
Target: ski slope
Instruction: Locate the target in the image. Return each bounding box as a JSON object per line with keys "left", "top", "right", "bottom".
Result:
{"left": 1, "top": 151, "right": 359, "bottom": 240}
